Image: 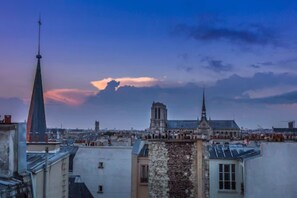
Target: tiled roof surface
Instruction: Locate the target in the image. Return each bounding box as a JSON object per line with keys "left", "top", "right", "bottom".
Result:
{"left": 208, "top": 120, "right": 240, "bottom": 130}
{"left": 208, "top": 144, "right": 260, "bottom": 160}
{"left": 166, "top": 120, "right": 240, "bottom": 130}
{"left": 167, "top": 120, "right": 198, "bottom": 129}
{"left": 273, "top": 128, "right": 297, "bottom": 133}
{"left": 27, "top": 151, "right": 69, "bottom": 173}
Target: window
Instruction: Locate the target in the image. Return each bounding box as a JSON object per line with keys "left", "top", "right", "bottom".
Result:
{"left": 140, "top": 165, "right": 149, "bottom": 183}
{"left": 219, "top": 164, "right": 236, "bottom": 190}
{"left": 97, "top": 185, "right": 103, "bottom": 193}
{"left": 98, "top": 162, "right": 104, "bottom": 169}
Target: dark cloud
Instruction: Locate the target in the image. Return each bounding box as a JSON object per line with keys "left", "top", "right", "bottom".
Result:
{"left": 252, "top": 91, "right": 297, "bottom": 104}
{"left": 250, "top": 64, "right": 261, "bottom": 69}
{"left": 201, "top": 57, "right": 233, "bottom": 73}
{"left": 174, "top": 23, "right": 278, "bottom": 46}
{"left": 103, "top": 80, "right": 120, "bottom": 93}
{"left": 3, "top": 72, "right": 297, "bottom": 129}
{"left": 213, "top": 72, "right": 297, "bottom": 98}
{"left": 249, "top": 61, "right": 273, "bottom": 69}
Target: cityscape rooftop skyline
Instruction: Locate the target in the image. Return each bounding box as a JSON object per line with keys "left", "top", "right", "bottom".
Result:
{"left": 1, "top": 1, "right": 297, "bottom": 129}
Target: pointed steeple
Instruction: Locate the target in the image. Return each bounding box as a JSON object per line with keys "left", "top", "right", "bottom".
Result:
{"left": 200, "top": 88, "right": 207, "bottom": 121}
{"left": 27, "top": 17, "right": 47, "bottom": 142}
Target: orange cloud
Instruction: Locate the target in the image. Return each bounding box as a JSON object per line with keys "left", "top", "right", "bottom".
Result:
{"left": 44, "top": 89, "right": 97, "bottom": 106}
{"left": 90, "top": 77, "right": 159, "bottom": 90}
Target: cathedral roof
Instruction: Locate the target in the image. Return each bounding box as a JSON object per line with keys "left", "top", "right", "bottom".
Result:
{"left": 166, "top": 120, "right": 240, "bottom": 130}
{"left": 208, "top": 120, "right": 240, "bottom": 130}
{"left": 167, "top": 120, "right": 198, "bottom": 129}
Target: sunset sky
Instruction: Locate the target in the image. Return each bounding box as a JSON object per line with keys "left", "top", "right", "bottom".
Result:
{"left": 1, "top": 0, "right": 297, "bottom": 129}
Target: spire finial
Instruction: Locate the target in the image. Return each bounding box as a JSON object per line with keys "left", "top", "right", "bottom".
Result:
{"left": 36, "top": 15, "right": 42, "bottom": 59}
{"left": 201, "top": 88, "right": 207, "bottom": 121}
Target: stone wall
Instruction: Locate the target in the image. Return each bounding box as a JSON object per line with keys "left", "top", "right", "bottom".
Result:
{"left": 148, "top": 139, "right": 208, "bottom": 198}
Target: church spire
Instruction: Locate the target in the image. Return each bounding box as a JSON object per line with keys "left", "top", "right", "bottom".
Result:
{"left": 27, "top": 18, "right": 47, "bottom": 142}
{"left": 201, "top": 88, "right": 207, "bottom": 121}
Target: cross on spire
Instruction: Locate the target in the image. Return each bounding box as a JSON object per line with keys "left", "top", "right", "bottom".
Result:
{"left": 36, "top": 16, "right": 42, "bottom": 59}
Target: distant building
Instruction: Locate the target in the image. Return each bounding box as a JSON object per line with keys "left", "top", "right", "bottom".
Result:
{"left": 273, "top": 121, "right": 297, "bottom": 135}
{"left": 73, "top": 146, "right": 132, "bottom": 198}
{"left": 95, "top": 121, "right": 100, "bottom": 132}
{"left": 149, "top": 102, "right": 167, "bottom": 133}
{"left": 244, "top": 142, "right": 297, "bottom": 198}
{"left": 149, "top": 90, "right": 241, "bottom": 139}
{"left": 208, "top": 144, "right": 259, "bottom": 198}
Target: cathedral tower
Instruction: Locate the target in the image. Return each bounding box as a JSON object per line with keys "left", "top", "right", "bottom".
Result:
{"left": 149, "top": 102, "right": 167, "bottom": 134}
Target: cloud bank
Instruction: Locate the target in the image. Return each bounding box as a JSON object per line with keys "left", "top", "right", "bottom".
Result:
{"left": 174, "top": 22, "right": 278, "bottom": 46}
{"left": 2, "top": 73, "right": 297, "bottom": 129}
{"left": 91, "top": 77, "right": 159, "bottom": 90}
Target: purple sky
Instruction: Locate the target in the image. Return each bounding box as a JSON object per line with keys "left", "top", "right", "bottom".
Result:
{"left": 1, "top": 1, "right": 297, "bottom": 129}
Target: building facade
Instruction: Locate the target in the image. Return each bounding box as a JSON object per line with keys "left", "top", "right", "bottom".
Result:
{"left": 0, "top": 119, "right": 32, "bottom": 198}
{"left": 27, "top": 143, "right": 70, "bottom": 198}
{"left": 208, "top": 144, "right": 259, "bottom": 198}
{"left": 73, "top": 146, "right": 132, "bottom": 198}
{"left": 132, "top": 138, "right": 209, "bottom": 198}
{"left": 148, "top": 139, "right": 209, "bottom": 198}
{"left": 244, "top": 143, "right": 297, "bottom": 198}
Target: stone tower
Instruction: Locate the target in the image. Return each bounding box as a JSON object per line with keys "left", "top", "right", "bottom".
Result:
{"left": 149, "top": 102, "right": 167, "bottom": 134}
{"left": 27, "top": 18, "right": 47, "bottom": 142}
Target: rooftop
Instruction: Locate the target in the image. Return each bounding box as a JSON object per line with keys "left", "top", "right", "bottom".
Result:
{"left": 27, "top": 151, "right": 69, "bottom": 173}
{"left": 166, "top": 120, "right": 240, "bottom": 130}
{"left": 208, "top": 144, "right": 260, "bottom": 160}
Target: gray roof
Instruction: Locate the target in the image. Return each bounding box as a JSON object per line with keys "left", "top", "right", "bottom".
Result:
{"left": 208, "top": 144, "right": 260, "bottom": 160}
{"left": 132, "top": 139, "right": 144, "bottom": 155}
{"left": 132, "top": 139, "right": 148, "bottom": 157}
{"left": 139, "top": 144, "right": 148, "bottom": 157}
{"left": 166, "top": 120, "right": 240, "bottom": 130}
{"left": 27, "top": 151, "right": 69, "bottom": 173}
{"left": 273, "top": 128, "right": 297, "bottom": 133}
{"left": 167, "top": 120, "right": 198, "bottom": 129}
{"left": 60, "top": 146, "right": 79, "bottom": 172}
{"left": 208, "top": 120, "right": 240, "bottom": 130}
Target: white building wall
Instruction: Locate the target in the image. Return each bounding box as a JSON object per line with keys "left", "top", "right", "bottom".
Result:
{"left": 209, "top": 159, "right": 243, "bottom": 198}
{"left": 34, "top": 155, "right": 69, "bottom": 198}
{"left": 245, "top": 143, "right": 297, "bottom": 198}
{"left": 73, "top": 146, "right": 132, "bottom": 198}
